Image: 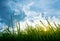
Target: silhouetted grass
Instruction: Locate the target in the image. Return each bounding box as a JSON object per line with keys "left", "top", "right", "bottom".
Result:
{"left": 0, "top": 19, "right": 60, "bottom": 41}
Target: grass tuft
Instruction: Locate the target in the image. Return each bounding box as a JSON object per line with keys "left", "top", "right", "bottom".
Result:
{"left": 0, "top": 19, "right": 60, "bottom": 41}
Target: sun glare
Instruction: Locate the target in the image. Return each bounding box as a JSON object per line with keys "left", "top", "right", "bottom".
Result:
{"left": 44, "top": 28, "right": 47, "bottom": 32}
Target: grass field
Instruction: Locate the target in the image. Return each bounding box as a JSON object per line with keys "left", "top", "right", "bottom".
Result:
{"left": 0, "top": 19, "right": 60, "bottom": 41}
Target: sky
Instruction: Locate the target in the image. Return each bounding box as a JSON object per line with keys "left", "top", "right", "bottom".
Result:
{"left": 0, "top": 0, "right": 60, "bottom": 29}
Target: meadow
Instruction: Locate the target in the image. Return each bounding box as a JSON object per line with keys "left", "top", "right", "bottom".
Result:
{"left": 0, "top": 19, "right": 60, "bottom": 41}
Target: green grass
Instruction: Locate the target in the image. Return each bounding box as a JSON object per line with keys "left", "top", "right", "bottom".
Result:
{"left": 0, "top": 19, "right": 60, "bottom": 41}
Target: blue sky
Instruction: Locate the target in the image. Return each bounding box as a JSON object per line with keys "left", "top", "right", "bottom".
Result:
{"left": 0, "top": 0, "right": 60, "bottom": 28}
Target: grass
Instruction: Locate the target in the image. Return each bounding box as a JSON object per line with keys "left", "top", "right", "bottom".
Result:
{"left": 0, "top": 19, "right": 60, "bottom": 41}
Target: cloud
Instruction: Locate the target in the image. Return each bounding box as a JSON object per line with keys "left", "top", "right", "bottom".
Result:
{"left": 30, "top": 0, "right": 57, "bottom": 11}
{"left": 0, "top": 0, "right": 60, "bottom": 30}
{"left": 19, "top": 0, "right": 60, "bottom": 30}
{"left": 29, "top": 0, "right": 60, "bottom": 17}
{"left": 0, "top": 0, "right": 27, "bottom": 27}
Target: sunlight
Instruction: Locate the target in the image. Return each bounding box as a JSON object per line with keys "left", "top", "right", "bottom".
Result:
{"left": 44, "top": 28, "right": 47, "bottom": 32}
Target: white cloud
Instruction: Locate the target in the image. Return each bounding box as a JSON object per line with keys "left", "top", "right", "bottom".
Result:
{"left": 7, "top": 0, "right": 23, "bottom": 15}
{"left": 2, "top": 0, "right": 60, "bottom": 30}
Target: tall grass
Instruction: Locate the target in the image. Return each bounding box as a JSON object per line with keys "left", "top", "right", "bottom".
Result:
{"left": 0, "top": 19, "right": 60, "bottom": 41}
